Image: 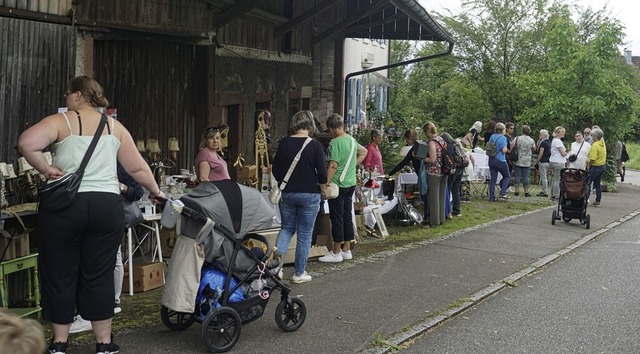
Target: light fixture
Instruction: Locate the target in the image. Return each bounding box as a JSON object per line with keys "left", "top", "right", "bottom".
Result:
{"left": 17, "top": 157, "right": 34, "bottom": 175}
{"left": 168, "top": 138, "right": 180, "bottom": 160}
{"left": 146, "top": 139, "right": 161, "bottom": 160}
{"left": 136, "top": 140, "right": 146, "bottom": 153}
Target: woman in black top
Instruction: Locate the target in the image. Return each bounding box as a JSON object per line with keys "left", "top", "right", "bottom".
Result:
{"left": 388, "top": 129, "right": 430, "bottom": 225}
{"left": 388, "top": 129, "right": 421, "bottom": 175}
{"left": 271, "top": 110, "right": 328, "bottom": 283}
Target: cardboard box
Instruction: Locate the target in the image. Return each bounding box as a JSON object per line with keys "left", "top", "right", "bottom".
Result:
{"left": 314, "top": 234, "right": 333, "bottom": 251}
{"left": 254, "top": 229, "right": 297, "bottom": 265}
{"left": 240, "top": 165, "right": 257, "bottom": 179}
{"left": 160, "top": 228, "right": 176, "bottom": 258}
{"left": 122, "top": 262, "right": 165, "bottom": 293}
{"left": 313, "top": 214, "right": 331, "bottom": 245}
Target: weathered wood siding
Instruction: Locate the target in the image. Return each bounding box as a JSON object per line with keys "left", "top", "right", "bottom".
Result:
{"left": 74, "top": 0, "right": 213, "bottom": 36}
{"left": 93, "top": 40, "right": 203, "bottom": 172}
{"left": 0, "top": 16, "right": 74, "bottom": 163}
{"left": 0, "top": 0, "right": 71, "bottom": 15}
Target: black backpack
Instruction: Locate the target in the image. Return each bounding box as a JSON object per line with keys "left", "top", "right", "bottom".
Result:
{"left": 453, "top": 143, "right": 470, "bottom": 168}
{"left": 432, "top": 139, "right": 456, "bottom": 175}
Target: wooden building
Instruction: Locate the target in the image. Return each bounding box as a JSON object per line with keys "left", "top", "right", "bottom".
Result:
{"left": 0, "top": 0, "right": 453, "bottom": 180}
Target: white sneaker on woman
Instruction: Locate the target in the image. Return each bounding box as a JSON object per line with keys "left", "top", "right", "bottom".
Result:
{"left": 318, "top": 251, "right": 343, "bottom": 263}
{"left": 291, "top": 272, "right": 312, "bottom": 283}
{"left": 69, "top": 315, "right": 92, "bottom": 333}
{"left": 341, "top": 250, "right": 353, "bottom": 260}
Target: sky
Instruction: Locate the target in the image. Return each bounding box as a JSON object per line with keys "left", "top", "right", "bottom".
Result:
{"left": 419, "top": 0, "right": 640, "bottom": 56}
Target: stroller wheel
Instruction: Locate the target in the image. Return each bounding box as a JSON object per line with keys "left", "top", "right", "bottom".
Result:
{"left": 585, "top": 214, "right": 591, "bottom": 229}
{"left": 551, "top": 210, "right": 557, "bottom": 225}
{"left": 275, "top": 296, "right": 306, "bottom": 332}
{"left": 563, "top": 216, "right": 571, "bottom": 223}
{"left": 201, "top": 307, "right": 241, "bottom": 353}
{"left": 161, "top": 305, "right": 196, "bottom": 331}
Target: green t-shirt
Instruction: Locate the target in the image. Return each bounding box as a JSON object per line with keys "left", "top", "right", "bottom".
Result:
{"left": 328, "top": 135, "right": 358, "bottom": 188}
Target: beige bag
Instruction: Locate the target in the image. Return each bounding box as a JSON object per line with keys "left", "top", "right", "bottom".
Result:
{"left": 325, "top": 182, "right": 339, "bottom": 199}
{"left": 161, "top": 234, "right": 205, "bottom": 313}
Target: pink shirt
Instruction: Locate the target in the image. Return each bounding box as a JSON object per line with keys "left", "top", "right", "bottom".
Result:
{"left": 195, "top": 149, "right": 230, "bottom": 181}
{"left": 362, "top": 143, "right": 384, "bottom": 174}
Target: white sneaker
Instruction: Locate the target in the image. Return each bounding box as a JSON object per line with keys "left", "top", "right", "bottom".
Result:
{"left": 114, "top": 303, "right": 121, "bottom": 314}
{"left": 341, "top": 250, "right": 353, "bottom": 260}
{"left": 318, "top": 251, "right": 343, "bottom": 263}
{"left": 291, "top": 272, "right": 312, "bottom": 283}
{"left": 69, "top": 315, "right": 92, "bottom": 333}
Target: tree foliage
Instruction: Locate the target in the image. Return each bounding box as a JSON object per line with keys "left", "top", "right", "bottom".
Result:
{"left": 388, "top": 0, "right": 639, "bottom": 146}
{"left": 514, "top": 5, "right": 638, "bottom": 142}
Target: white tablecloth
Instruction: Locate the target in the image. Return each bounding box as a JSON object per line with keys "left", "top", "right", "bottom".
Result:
{"left": 397, "top": 172, "right": 418, "bottom": 191}
{"left": 471, "top": 152, "right": 490, "bottom": 180}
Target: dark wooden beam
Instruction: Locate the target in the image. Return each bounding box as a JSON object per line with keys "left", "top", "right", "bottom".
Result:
{"left": 273, "top": 0, "right": 340, "bottom": 38}
{"left": 212, "top": 0, "right": 265, "bottom": 29}
{"left": 311, "top": 0, "right": 387, "bottom": 45}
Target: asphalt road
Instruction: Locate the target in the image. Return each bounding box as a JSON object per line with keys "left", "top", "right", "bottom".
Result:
{"left": 70, "top": 171, "right": 640, "bottom": 354}
{"left": 402, "top": 198, "right": 640, "bottom": 353}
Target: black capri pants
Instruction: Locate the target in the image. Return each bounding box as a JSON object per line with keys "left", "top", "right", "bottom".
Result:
{"left": 38, "top": 192, "right": 124, "bottom": 324}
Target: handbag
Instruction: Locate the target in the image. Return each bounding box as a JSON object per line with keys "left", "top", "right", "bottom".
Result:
{"left": 325, "top": 182, "right": 339, "bottom": 199}
{"left": 326, "top": 137, "right": 357, "bottom": 200}
{"left": 123, "top": 197, "right": 144, "bottom": 229}
{"left": 567, "top": 141, "right": 584, "bottom": 163}
{"left": 508, "top": 137, "right": 519, "bottom": 162}
{"left": 37, "top": 113, "right": 108, "bottom": 213}
{"left": 269, "top": 137, "right": 312, "bottom": 204}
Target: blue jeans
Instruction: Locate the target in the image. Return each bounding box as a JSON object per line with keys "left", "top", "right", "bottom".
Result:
{"left": 489, "top": 158, "right": 511, "bottom": 200}
{"left": 588, "top": 165, "right": 605, "bottom": 203}
{"left": 275, "top": 193, "right": 321, "bottom": 276}
{"left": 513, "top": 166, "right": 530, "bottom": 190}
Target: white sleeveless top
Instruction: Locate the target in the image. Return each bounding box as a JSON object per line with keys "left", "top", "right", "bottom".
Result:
{"left": 52, "top": 112, "right": 121, "bottom": 194}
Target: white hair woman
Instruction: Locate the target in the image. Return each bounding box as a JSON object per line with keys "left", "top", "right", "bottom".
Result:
{"left": 463, "top": 121, "right": 483, "bottom": 148}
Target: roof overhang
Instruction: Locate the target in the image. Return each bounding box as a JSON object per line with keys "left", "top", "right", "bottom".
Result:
{"left": 307, "top": 0, "right": 454, "bottom": 45}
{"left": 341, "top": 0, "right": 453, "bottom": 43}
{"left": 205, "top": 0, "right": 453, "bottom": 46}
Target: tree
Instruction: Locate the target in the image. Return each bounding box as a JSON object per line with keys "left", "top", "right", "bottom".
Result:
{"left": 439, "top": 0, "right": 554, "bottom": 122}
{"left": 514, "top": 5, "right": 638, "bottom": 142}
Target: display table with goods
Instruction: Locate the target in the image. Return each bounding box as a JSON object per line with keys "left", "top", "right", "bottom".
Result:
{"left": 1, "top": 204, "right": 40, "bottom": 317}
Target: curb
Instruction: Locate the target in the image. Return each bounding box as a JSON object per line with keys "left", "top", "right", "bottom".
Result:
{"left": 356, "top": 208, "right": 640, "bottom": 354}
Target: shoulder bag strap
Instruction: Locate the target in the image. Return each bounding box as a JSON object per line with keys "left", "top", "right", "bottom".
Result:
{"left": 279, "top": 137, "right": 312, "bottom": 190}
{"left": 576, "top": 140, "right": 584, "bottom": 155}
{"left": 76, "top": 114, "right": 108, "bottom": 175}
{"left": 339, "top": 138, "right": 357, "bottom": 182}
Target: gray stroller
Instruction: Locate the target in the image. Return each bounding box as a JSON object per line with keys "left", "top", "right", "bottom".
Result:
{"left": 159, "top": 180, "right": 306, "bottom": 353}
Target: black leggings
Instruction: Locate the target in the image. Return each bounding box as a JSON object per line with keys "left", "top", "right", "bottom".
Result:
{"left": 38, "top": 192, "right": 123, "bottom": 324}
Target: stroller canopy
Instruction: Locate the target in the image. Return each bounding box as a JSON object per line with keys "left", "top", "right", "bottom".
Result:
{"left": 180, "top": 180, "right": 275, "bottom": 239}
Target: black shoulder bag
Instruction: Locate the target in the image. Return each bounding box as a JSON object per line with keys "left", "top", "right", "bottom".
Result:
{"left": 38, "top": 114, "right": 108, "bottom": 213}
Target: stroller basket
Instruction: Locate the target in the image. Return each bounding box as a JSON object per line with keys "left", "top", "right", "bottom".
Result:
{"left": 562, "top": 169, "right": 588, "bottom": 200}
